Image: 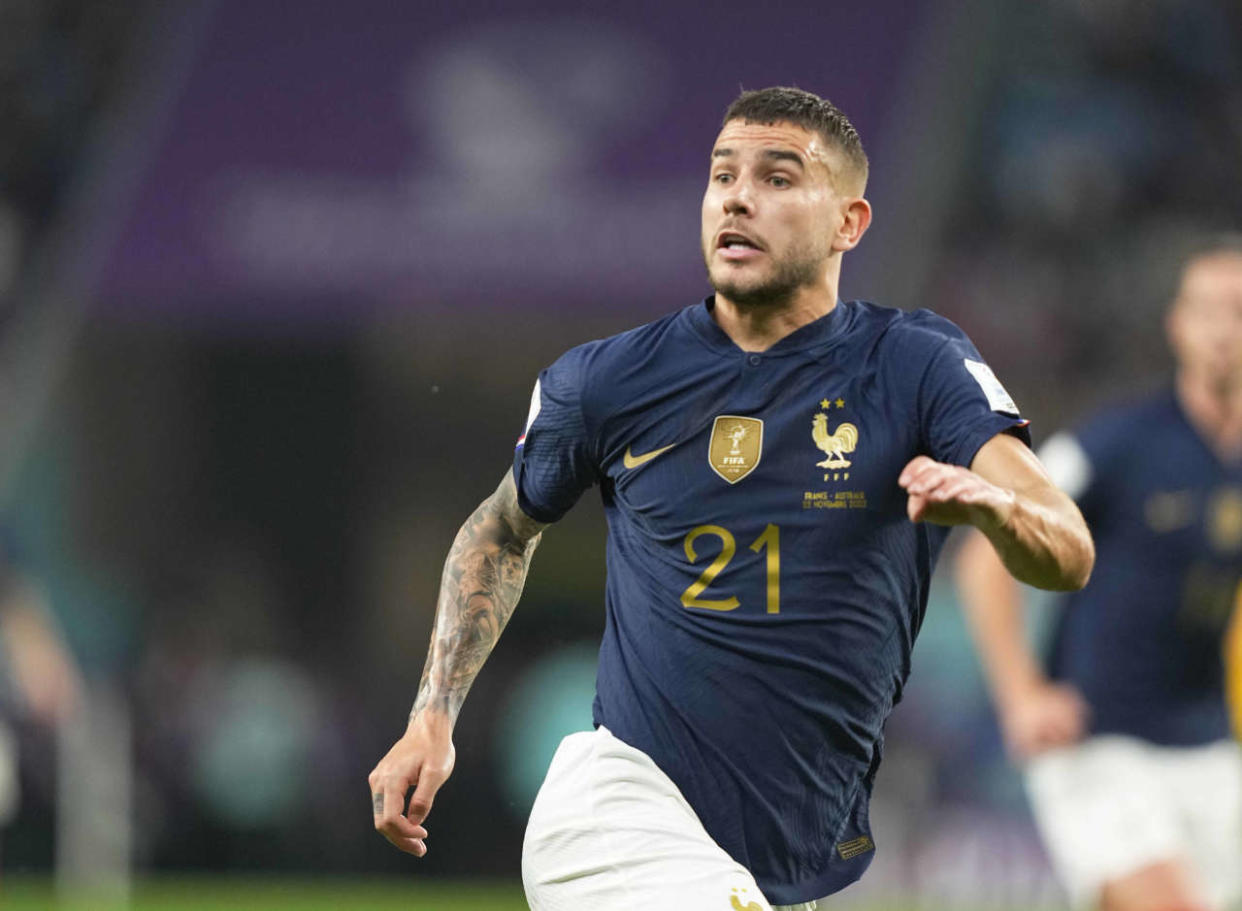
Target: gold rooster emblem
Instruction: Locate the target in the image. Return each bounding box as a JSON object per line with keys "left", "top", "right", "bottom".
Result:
{"left": 812, "top": 412, "right": 858, "bottom": 468}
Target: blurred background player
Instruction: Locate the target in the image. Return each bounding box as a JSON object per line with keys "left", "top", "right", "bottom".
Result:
{"left": 956, "top": 236, "right": 1242, "bottom": 911}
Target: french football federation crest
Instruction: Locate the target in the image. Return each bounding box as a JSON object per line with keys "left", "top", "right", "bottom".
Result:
{"left": 709, "top": 416, "right": 763, "bottom": 483}
{"left": 812, "top": 412, "right": 858, "bottom": 468}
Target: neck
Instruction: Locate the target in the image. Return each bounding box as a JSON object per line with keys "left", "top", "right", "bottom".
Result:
{"left": 1176, "top": 368, "right": 1242, "bottom": 460}
{"left": 711, "top": 283, "right": 839, "bottom": 352}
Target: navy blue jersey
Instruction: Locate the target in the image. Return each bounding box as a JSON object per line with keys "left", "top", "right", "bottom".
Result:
{"left": 513, "top": 298, "right": 1028, "bottom": 904}
{"left": 1044, "top": 389, "right": 1242, "bottom": 746}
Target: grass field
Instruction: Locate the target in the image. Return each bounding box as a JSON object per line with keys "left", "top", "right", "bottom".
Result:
{"left": 0, "top": 877, "right": 533, "bottom": 911}
{"left": 1, "top": 876, "right": 1073, "bottom": 911}
{"left": 0, "top": 877, "right": 1062, "bottom": 911}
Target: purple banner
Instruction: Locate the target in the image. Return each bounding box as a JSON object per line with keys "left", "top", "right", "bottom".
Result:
{"left": 99, "top": 0, "right": 927, "bottom": 321}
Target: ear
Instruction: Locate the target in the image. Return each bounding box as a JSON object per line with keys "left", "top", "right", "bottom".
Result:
{"left": 832, "top": 197, "right": 872, "bottom": 253}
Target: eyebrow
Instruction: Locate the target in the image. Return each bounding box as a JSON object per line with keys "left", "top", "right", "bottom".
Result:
{"left": 711, "top": 148, "right": 806, "bottom": 169}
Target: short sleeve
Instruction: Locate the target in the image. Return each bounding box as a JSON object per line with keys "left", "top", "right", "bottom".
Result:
{"left": 919, "top": 333, "right": 1031, "bottom": 467}
{"left": 512, "top": 345, "right": 601, "bottom": 523}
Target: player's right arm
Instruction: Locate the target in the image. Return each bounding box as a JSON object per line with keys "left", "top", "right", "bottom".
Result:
{"left": 369, "top": 468, "right": 547, "bottom": 856}
{"left": 954, "top": 528, "right": 1087, "bottom": 760}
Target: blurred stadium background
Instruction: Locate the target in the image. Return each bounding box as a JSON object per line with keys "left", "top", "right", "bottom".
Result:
{"left": 0, "top": 0, "right": 1238, "bottom": 908}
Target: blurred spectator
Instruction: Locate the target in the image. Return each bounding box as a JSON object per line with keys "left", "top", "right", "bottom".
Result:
{"left": 0, "top": 0, "right": 141, "bottom": 314}
{"left": 929, "top": 0, "right": 1242, "bottom": 431}
{"left": 0, "top": 554, "right": 83, "bottom": 860}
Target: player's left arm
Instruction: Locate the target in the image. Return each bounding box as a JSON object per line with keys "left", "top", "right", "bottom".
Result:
{"left": 899, "top": 432, "right": 1094, "bottom": 591}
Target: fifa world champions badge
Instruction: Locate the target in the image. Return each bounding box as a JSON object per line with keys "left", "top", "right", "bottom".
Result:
{"left": 708, "top": 416, "right": 763, "bottom": 483}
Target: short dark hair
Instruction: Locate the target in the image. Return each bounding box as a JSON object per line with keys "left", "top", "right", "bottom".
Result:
{"left": 723, "top": 86, "right": 869, "bottom": 191}
{"left": 1161, "top": 230, "right": 1242, "bottom": 307}
{"left": 1181, "top": 232, "right": 1242, "bottom": 267}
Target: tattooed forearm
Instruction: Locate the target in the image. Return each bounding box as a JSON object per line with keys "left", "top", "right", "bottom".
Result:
{"left": 411, "top": 470, "right": 545, "bottom": 724}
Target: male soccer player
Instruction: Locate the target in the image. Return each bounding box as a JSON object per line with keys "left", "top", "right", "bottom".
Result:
{"left": 370, "top": 87, "right": 1094, "bottom": 909}
{"left": 956, "top": 238, "right": 1242, "bottom": 911}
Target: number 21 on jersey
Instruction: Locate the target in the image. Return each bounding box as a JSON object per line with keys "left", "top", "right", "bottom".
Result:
{"left": 681, "top": 524, "right": 780, "bottom": 613}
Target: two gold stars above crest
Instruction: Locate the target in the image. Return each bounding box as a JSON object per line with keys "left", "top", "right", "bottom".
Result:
{"left": 819, "top": 398, "right": 846, "bottom": 410}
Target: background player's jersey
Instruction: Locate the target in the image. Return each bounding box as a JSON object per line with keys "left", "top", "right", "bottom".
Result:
{"left": 513, "top": 298, "right": 1028, "bottom": 904}
{"left": 1042, "top": 390, "right": 1242, "bottom": 746}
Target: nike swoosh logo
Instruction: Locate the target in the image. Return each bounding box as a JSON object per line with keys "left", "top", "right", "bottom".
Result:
{"left": 623, "top": 443, "right": 676, "bottom": 469}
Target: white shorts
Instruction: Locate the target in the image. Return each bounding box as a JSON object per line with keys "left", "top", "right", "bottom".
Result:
{"left": 1025, "top": 735, "right": 1242, "bottom": 910}
{"left": 522, "top": 726, "right": 821, "bottom": 911}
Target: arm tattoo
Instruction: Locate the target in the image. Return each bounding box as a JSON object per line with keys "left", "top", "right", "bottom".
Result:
{"left": 411, "top": 471, "right": 545, "bottom": 724}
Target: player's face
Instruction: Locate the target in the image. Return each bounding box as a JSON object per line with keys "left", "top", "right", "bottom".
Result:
{"left": 701, "top": 120, "right": 853, "bottom": 307}
{"left": 1168, "top": 253, "right": 1242, "bottom": 389}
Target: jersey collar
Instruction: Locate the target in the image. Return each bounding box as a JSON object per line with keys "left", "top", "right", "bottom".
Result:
{"left": 685, "top": 295, "right": 852, "bottom": 356}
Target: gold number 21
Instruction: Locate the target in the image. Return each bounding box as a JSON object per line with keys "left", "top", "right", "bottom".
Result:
{"left": 681, "top": 523, "right": 780, "bottom": 613}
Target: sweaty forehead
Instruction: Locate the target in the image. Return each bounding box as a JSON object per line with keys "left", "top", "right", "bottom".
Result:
{"left": 712, "top": 120, "right": 833, "bottom": 170}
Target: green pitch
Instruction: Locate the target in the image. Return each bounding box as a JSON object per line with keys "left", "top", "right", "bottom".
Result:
{"left": 0, "top": 876, "right": 1059, "bottom": 911}
{"left": 0, "top": 877, "right": 531, "bottom": 911}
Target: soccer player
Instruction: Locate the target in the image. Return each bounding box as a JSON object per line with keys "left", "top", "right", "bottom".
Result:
{"left": 955, "top": 238, "right": 1242, "bottom": 911}
{"left": 369, "top": 86, "right": 1094, "bottom": 909}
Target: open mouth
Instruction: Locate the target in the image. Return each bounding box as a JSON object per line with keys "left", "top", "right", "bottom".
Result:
{"left": 717, "top": 231, "right": 762, "bottom": 252}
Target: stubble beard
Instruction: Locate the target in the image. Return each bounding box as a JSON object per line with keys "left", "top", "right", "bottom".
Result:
{"left": 705, "top": 238, "right": 827, "bottom": 310}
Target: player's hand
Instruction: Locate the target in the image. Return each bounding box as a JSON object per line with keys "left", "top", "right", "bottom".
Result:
{"left": 368, "top": 710, "right": 456, "bottom": 857}
{"left": 997, "top": 679, "right": 1088, "bottom": 761}
{"left": 899, "top": 456, "right": 1015, "bottom": 530}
